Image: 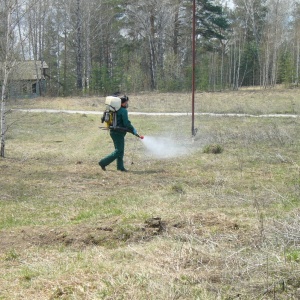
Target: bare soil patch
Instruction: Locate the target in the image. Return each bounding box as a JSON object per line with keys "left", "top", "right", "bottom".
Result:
{"left": 0, "top": 212, "right": 241, "bottom": 252}
{"left": 2, "top": 92, "right": 300, "bottom": 299}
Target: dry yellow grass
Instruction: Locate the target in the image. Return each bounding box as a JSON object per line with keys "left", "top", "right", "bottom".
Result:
{"left": 8, "top": 87, "right": 300, "bottom": 114}
{"left": 1, "top": 90, "right": 300, "bottom": 299}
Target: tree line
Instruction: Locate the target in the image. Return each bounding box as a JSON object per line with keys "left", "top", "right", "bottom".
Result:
{"left": 1, "top": 0, "right": 300, "bottom": 96}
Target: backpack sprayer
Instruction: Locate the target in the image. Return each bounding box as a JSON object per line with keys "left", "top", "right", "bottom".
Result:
{"left": 100, "top": 96, "right": 144, "bottom": 139}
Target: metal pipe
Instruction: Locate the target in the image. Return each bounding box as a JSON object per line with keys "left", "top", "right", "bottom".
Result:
{"left": 192, "top": 0, "right": 196, "bottom": 136}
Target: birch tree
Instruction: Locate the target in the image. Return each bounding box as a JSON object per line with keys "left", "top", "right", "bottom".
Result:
{"left": 1, "top": 0, "right": 17, "bottom": 157}
{"left": 292, "top": 1, "right": 300, "bottom": 86}
{"left": 1, "top": 0, "right": 41, "bottom": 157}
{"left": 75, "top": 0, "right": 83, "bottom": 90}
{"left": 231, "top": 0, "right": 267, "bottom": 87}
{"left": 125, "top": 0, "right": 174, "bottom": 90}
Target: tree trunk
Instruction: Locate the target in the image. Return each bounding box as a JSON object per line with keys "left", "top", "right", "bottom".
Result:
{"left": 76, "top": 0, "right": 83, "bottom": 91}
{"left": 64, "top": 29, "right": 68, "bottom": 96}
{"left": 1, "top": 7, "right": 12, "bottom": 158}
{"left": 173, "top": 4, "right": 179, "bottom": 57}
{"left": 271, "top": 0, "right": 281, "bottom": 87}
{"left": 296, "top": 40, "right": 300, "bottom": 86}
{"left": 1, "top": 86, "right": 7, "bottom": 158}
{"left": 149, "top": 14, "right": 156, "bottom": 90}
{"left": 85, "top": 6, "right": 91, "bottom": 91}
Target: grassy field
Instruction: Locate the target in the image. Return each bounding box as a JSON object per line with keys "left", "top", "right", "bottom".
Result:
{"left": 1, "top": 88, "right": 300, "bottom": 299}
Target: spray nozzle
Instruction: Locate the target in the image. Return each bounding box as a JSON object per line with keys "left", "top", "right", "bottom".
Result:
{"left": 135, "top": 134, "right": 144, "bottom": 139}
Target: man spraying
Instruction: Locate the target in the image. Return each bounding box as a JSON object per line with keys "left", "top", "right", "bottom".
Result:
{"left": 99, "top": 94, "right": 141, "bottom": 172}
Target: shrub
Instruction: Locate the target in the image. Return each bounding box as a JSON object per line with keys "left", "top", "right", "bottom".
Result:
{"left": 203, "top": 144, "right": 224, "bottom": 154}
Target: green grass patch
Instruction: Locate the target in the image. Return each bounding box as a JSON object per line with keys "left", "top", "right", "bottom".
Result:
{"left": 1, "top": 91, "right": 300, "bottom": 299}
{"left": 286, "top": 249, "right": 300, "bottom": 263}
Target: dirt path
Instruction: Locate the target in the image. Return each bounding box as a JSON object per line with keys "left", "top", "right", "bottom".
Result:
{"left": 11, "top": 108, "right": 300, "bottom": 118}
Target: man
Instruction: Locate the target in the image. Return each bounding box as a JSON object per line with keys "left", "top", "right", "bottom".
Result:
{"left": 99, "top": 95, "right": 137, "bottom": 172}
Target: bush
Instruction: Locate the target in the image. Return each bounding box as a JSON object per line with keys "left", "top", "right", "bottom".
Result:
{"left": 203, "top": 144, "right": 224, "bottom": 154}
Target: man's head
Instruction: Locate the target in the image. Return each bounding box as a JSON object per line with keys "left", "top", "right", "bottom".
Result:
{"left": 120, "top": 95, "right": 129, "bottom": 108}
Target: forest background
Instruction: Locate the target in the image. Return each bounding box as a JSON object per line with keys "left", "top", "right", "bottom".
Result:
{"left": 1, "top": 0, "right": 300, "bottom": 97}
{"left": 2, "top": 1, "right": 300, "bottom": 298}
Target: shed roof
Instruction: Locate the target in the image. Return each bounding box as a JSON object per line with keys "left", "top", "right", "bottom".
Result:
{"left": 0, "top": 61, "right": 48, "bottom": 81}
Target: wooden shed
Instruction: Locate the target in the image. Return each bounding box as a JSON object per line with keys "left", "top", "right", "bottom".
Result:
{"left": 0, "top": 60, "right": 48, "bottom": 98}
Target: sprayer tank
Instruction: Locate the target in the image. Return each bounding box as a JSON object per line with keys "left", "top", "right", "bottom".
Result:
{"left": 105, "top": 96, "right": 121, "bottom": 112}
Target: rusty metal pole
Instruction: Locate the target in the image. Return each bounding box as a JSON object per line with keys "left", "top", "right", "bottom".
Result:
{"left": 192, "top": 0, "right": 196, "bottom": 137}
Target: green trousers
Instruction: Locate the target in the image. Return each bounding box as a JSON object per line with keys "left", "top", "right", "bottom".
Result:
{"left": 99, "top": 131, "right": 126, "bottom": 170}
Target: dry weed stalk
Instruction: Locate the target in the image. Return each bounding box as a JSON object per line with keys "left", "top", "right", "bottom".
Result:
{"left": 270, "top": 213, "right": 300, "bottom": 245}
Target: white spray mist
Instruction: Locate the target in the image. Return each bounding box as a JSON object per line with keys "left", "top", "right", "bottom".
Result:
{"left": 141, "top": 136, "right": 190, "bottom": 159}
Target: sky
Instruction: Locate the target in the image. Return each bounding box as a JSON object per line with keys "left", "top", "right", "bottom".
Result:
{"left": 223, "top": 0, "right": 235, "bottom": 9}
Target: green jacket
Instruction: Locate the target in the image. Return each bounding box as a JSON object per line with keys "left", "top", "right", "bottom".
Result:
{"left": 112, "top": 107, "right": 134, "bottom": 134}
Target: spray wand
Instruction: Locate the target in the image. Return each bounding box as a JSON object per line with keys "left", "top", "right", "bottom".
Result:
{"left": 100, "top": 126, "right": 144, "bottom": 140}
{"left": 131, "top": 132, "right": 144, "bottom": 165}
{"left": 134, "top": 133, "right": 144, "bottom": 139}
{"left": 132, "top": 131, "right": 144, "bottom": 165}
